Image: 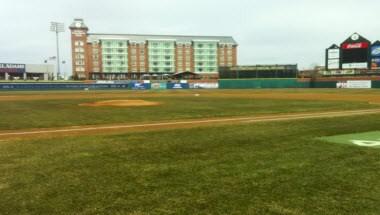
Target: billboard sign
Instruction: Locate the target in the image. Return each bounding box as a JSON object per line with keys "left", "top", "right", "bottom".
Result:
{"left": 337, "top": 80, "right": 371, "bottom": 89}
{"left": 167, "top": 83, "right": 189, "bottom": 89}
{"left": 347, "top": 80, "right": 371, "bottom": 88}
{"left": 131, "top": 82, "right": 151, "bottom": 90}
{"left": 342, "top": 42, "right": 369, "bottom": 49}
{"left": 371, "top": 46, "right": 380, "bottom": 57}
{"left": 328, "top": 49, "right": 340, "bottom": 59}
{"left": 190, "top": 83, "right": 219, "bottom": 89}
{"left": 342, "top": 63, "right": 368, "bottom": 69}
{"left": 372, "top": 58, "right": 380, "bottom": 69}
{"left": 151, "top": 83, "right": 167, "bottom": 90}
{"left": 0, "top": 63, "right": 26, "bottom": 73}
{"left": 327, "top": 59, "right": 340, "bottom": 70}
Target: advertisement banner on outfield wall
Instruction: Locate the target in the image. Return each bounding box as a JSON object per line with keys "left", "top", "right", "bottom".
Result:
{"left": 337, "top": 80, "right": 371, "bottom": 89}
{"left": 151, "top": 83, "right": 167, "bottom": 90}
{"left": 190, "top": 83, "right": 219, "bottom": 89}
{"left": 167, "top": 83, "right": 190, "bottom": 89}
{"left": 131, "top": 82, "right": 151, "bottom": 90}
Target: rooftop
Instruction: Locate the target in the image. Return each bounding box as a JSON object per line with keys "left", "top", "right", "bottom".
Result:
{"left": 87, "top": 33, "right": 238, "bottom": 45}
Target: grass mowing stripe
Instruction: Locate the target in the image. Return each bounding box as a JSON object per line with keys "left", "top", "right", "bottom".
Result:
{"left": 1, "top": 109, "right": 380, "bottom": 139}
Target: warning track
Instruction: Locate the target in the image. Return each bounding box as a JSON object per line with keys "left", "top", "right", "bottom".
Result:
{"left": 1, "top": 109, "right": 380, "bottom": 140}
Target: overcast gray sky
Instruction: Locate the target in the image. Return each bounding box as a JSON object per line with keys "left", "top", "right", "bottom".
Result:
{"left": 0, "top": 0, "right": 379, "bottom": 74}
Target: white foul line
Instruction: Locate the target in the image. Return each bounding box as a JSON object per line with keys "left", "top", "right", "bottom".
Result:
{"left": 0, "top": 109, "right": 380, "bottom": 137}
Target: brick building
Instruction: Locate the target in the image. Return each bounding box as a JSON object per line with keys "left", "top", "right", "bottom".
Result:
{"left": 69, "top": 18, "right": 238, "bottom": 80}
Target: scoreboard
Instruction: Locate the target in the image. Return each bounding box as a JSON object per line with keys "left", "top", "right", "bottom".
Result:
{"left": 340, "top": 34, "right": 370, "bottom": 69}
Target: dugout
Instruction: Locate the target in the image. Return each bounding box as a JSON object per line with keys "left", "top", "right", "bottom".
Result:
{"left": 219, "top": 65, "right": 298, "bottom": 79}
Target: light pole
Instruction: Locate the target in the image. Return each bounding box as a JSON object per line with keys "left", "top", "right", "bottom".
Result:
{"left": 62, "top": 60, "right": 66, "bottom": 80}
{"left": 45, "top": 56, "right": 56, "bottom": 80}
{"left": 50, "top": 22, "right": 64, "bottom": 80}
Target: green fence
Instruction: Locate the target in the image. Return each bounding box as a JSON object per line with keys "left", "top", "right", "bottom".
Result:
{"left": 372, "top": 81, "right": 380, "bottom": 88}
{"left": 310, "top": 81, "right": 337, "bottom": 88}
{"left": 218, "top": 79, "right": 380, "bottom": 89}
{"left": 219, "top": 79, "right": 304, "bottom": 89}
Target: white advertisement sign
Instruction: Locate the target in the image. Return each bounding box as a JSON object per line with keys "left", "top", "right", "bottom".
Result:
{"left": 337, "top": 81, "right": 371, "bottom": 89}
{"left": 342, "top": 63, "right": 368, "bottom": 69}
{"left": 96, "top": 80, "right": 115, "bottom": 84}
{"left": 347, "top": 80, "right": 371, "bottom": 89}
{"left": 328, "top": 49, "right": 340, "bottom": 59}
{"left": 190, "top": 83, "right": 219, "bottom": 89}
{"left": 327, "top": 59, "right": 340, "bottom": 69}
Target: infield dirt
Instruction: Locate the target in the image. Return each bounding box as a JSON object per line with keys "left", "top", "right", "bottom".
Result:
{"left": 79, "top": 100, "right": 160, "bottom": 107}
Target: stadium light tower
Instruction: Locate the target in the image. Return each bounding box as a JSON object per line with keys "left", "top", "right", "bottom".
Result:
{"left": 50, "top": 22, "right": 65, "bottom": 80}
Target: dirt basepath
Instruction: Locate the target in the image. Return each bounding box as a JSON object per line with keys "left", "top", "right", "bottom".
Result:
{"left": 1, "top": 109, "right": 380, "bottom": 141}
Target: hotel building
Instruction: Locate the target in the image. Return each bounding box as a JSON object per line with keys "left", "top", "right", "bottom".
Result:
{"left": 69, "top": 18, "right": 238, "bottom": 80}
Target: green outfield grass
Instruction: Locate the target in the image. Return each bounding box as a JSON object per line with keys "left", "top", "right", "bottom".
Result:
{"left": 1, "top": 90, "right": 380, "bottom": 214}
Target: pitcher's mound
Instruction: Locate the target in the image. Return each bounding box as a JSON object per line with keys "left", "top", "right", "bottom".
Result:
{"left": 79, "top": 100, "right": 160, "bottom": 107}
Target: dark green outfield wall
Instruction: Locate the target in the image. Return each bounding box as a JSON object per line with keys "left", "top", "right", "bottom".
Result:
{"left": 219, "top": 79, "right": 380, "bottom": 89}
{"left": 309, "top": 81, "right": 338, "bottom": 88}
{"left": 219, "top": 79, "right": 307, "bottom": 89}
{"left": 218, "top": 79, "right": 339, "bottom": 89}
{"left": 372, "top": 81, "right": 380, "bottom": 88}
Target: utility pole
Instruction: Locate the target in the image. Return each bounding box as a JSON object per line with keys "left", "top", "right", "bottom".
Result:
{"left": 50, "top": 22, "right": 64, "bottom": 80}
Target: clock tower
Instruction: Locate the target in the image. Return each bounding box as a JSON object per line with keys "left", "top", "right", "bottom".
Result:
{"left": 69, "top": 18, "right": 89, "bottom": 79}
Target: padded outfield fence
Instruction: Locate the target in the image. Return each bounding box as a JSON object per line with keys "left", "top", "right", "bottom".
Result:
{"left": 0, "top": 82, "right": 217, "bottom": 91}
{"left": 218, "top": 79, "right": 380, "bottom": 89}
{"left": 1, "top": 80, "right": 379, "bottom": 90}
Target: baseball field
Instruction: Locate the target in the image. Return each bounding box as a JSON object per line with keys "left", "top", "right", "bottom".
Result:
{"left": 1, "top": 89, "right": 380, "bottom": 214}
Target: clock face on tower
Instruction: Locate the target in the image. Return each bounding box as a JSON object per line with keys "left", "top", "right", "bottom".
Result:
{"left": 351, "top": 34, "right": 359, "bottom": 41}
{"left": 75, "top": 22, "right": 81, "bottom": 28}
